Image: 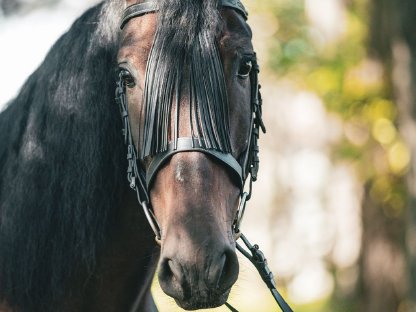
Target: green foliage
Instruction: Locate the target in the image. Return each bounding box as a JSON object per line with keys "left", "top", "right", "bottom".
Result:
{"left": 267, "top": 0, "right": 314, "bottom": 75}
{"left": 262, "top": 0, "right": 408, "bottom": 217}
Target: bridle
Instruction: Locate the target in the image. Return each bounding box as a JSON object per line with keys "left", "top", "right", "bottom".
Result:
{"left": 115, "top": 1, "right": 293, "bottom": 312}
{"left": 117, "top": 1, "right": 261, "bottom": 242}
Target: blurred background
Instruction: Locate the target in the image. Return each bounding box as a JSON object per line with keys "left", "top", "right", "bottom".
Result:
{"left": 1, "top": 0, "right": 415, "bottom": 311}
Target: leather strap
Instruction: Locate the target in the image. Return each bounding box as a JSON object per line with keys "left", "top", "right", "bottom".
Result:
{"left": 120, "top": 2, "right": 158, "bottom": 29}
{"left": 121, "top": 0, "right": 248, "bottom": 29}
{"left": 146, "top": 137, "right": 243, "bottom": 188}
{"left": 221, "top": 0, "right": 248, "bottom": 19}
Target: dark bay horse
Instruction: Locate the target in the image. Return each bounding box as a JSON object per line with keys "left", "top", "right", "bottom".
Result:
{"left": 0, "top": 0, "right": 265, "bottom": 311}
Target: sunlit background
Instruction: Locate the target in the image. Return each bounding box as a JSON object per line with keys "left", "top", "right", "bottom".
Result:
{"left": 1, "top": 0, "right": 415, "bottom": 311}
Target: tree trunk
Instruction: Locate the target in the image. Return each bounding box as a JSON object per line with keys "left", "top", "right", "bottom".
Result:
{"left": 360, "top": 183, "right": 407, "bottom": 311}
{"left": 368, "top": 0, "right": 416, "bottom": 309}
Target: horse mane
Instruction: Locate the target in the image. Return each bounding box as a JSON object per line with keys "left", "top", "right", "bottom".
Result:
{"left": 0, "top": 2, "right": 126, "bottom": 311}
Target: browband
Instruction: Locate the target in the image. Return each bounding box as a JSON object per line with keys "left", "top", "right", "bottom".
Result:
{"left": 120, "top": 0, "right": 248, "bottom": 29}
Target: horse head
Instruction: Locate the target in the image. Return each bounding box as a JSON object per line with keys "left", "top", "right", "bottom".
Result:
{"left": 117, "top": 0, "right": 260, "bottom": 309}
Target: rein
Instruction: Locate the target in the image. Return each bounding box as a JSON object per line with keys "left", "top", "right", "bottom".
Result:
{"left": 115, "top": 1, "right": 293, "bottom": 311}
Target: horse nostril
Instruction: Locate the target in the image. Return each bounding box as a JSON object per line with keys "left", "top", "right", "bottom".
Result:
{"left": 212, "top": 250, "right": 239, "bottom": 291}
{"left": 167, "top": 259, "right": 183, "bottom": 282}
{"left": 215, "top": 254, "right": 226, "bottom": 288}
{"left": 158, "top": 258, "right": 185, "bottom": 300}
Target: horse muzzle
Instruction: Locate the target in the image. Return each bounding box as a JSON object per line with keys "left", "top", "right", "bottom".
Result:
{"left": 158, "top": 238, "right": 239, "bottom": 310}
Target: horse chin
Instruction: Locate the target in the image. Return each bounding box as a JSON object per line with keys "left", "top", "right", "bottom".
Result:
{"left": 174, "top": 289, "right": 230, "bottom": 311}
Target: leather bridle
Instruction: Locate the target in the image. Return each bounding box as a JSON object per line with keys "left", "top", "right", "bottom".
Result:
{"left": 116, "top": 0, "right": 263, "bottom": 243}
{"left": 115, "top": 1, "right": 293, "bottom": 311}
{"left": 120, "top": 0, "right": 249, "bottom": 29}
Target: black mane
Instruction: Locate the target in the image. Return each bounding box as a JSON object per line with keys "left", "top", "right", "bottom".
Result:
{"left": 0, "top": 2, "right": 125, "bottom": 311}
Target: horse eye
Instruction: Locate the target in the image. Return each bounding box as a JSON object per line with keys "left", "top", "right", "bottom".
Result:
{"left": 119, "top": 69, "right": 136, "bottom": 88}
{"left": 237, "top": 60, "right": 252, "bottom": 79}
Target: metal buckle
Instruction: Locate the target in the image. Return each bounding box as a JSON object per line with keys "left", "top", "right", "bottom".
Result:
{"left": 141, "top": 201, "right": 162, "bottom": 244}
{"left": 233, "top": 192, "right": 248, "bottom": 239}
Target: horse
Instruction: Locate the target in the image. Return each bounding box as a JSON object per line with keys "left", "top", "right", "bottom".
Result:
{"left": 0, "top": 0, "right": 268, "bottom": 311}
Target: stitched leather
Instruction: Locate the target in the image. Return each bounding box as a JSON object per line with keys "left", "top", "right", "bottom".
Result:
{"left": 120, "top": 0, "right": 248, "bottom": 29}
{"left": 120, "top": 2, "right": 158, "bottom": 29}
{"left": 146, "top": 137, "right": 243, "bottom": 188}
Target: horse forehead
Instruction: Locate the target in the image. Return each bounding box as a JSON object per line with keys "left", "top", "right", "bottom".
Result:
{"left": 118, "top": 9, "right": 252, "bottom": 74}
{"left": 120, "top": 13, "right": 157, "bottom": 47}
{"left": 118, "top": 13, "right": 157, "bottom": 67}
{"left": 219, "top": 9, "right": 252, "bottom": 47}
{"left": 119, "top": 6, "right": 251, "bottom": 47}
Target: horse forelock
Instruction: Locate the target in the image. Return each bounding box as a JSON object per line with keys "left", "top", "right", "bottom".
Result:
{"left": 139, "top": 0, "right": 232, "bottom": 158}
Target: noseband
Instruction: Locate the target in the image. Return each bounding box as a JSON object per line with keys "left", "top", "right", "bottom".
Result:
{"left": 115, "top": 1, "right": 292, "bottom": 311}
